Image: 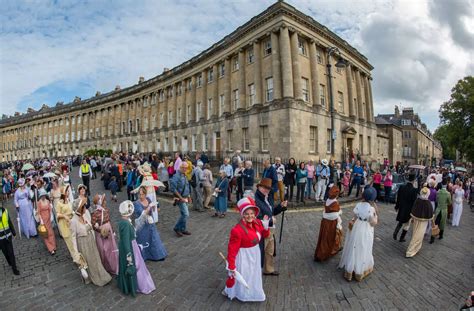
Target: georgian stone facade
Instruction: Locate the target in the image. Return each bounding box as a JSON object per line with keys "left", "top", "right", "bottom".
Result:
{"left": 0, "top": 1, "right": 376, "bottom": 162}
{"left": 377, "top": 107, "right": 442, "bottom": 166}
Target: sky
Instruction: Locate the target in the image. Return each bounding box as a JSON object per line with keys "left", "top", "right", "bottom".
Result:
{"left": 1, "top": 0, "right": 473, "bottom": 131}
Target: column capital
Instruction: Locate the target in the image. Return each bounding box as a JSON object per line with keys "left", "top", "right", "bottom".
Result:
{"left": 272, "top": 27, "right": 280, "bottom": 33}
{"left": 280, "top": 22, "right": 287, "bottom": 29}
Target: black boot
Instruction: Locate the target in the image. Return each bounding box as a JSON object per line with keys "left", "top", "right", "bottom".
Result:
{"left": 399, "top": 230, "right": 408, "bottom": 242}
{"left": 429, "top": 236, "right": 435, "bottom": 244}
{"left": 12, "top": 267, "right": 20, "bottom": 275}
{"left": 439, "top": 230, "right": 444, "bottom": 240}
{"left": 393, "top": 223, "right": 402, "bottom": 240}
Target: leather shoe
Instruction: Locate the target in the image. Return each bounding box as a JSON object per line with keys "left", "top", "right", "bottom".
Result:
{"left": 181, "top": 230, "right": 192, "bottom": 235}
{"left": 12, "top": 268, "right": 20, "bottom": 275}
{"left": 174, "top": 228, "right": 183, "bottom": 237}
{"left": 263, "top": 271, "right": 279, "bottom": 276}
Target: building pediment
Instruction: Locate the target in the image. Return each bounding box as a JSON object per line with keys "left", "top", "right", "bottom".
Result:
{"left": 342, "top": 126, "right": 357, "bottom": 135}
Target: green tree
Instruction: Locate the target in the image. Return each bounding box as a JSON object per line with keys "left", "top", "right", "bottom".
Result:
{"left": 433, "top": 124, "right": 456, "bottom": 159}
{"left": 439, "top": 76, "right": 474, "bottom": 162}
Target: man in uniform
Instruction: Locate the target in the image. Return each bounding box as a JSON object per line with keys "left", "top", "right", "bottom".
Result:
{"left": 0, "top": 202, "right": 20, "bottom": 275}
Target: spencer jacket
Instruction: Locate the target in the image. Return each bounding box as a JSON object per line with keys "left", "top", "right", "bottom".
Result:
{"left": 227, "top": 219, "right": 270, "bottom": 270}
{"left": 255, "top": 189, "right": 285, "bottom": 227}
{"left": 262, "top": 165, "right": 278, "bottom": 192}
{"left": 395, "top": 182, "right": 418, "bottom": 223}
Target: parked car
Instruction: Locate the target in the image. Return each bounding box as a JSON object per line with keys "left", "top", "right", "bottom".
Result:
{"left": 379, "top": 173, "right": 406, "bottom": 203}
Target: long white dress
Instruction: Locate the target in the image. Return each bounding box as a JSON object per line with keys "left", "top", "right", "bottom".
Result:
{"left": 338, "top": 202, "right": 376, "bottom": 281}
{"left": 452, "top": 188, "right": 464, "bottom": 226}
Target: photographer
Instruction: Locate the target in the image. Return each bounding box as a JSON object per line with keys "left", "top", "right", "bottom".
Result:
{"left": 170, "top": 162, "right": 192, "bottom": 237}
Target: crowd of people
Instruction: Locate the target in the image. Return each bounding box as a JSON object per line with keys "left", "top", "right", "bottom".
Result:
{"left": 0, "top": 152, "right": 472, "bottom": 303}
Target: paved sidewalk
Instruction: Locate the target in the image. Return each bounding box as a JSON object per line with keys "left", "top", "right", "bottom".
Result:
{"left": 0, "top": 175, "right": 472, "bottom": 310}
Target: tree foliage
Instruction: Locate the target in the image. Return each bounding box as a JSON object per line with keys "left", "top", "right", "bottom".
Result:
{"left": 84, "top": 149, "right": 112, "bottom": 157}
{"left": 433, "top": 124, "right": 456, "bottom": 160}
{"left": 438, "top": 76, "right": 474, "bottom": 162}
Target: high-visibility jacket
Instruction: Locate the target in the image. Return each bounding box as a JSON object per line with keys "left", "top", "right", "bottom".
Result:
{"left": 81, "top": 164, "right": 90, "bottom": 175}
{"left": 0, "top": 208, "right": 13, "bottom": 240}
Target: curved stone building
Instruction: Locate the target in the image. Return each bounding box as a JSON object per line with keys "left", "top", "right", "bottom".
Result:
{"left": 0, "top": 1, "right": 376, "bottom": 162}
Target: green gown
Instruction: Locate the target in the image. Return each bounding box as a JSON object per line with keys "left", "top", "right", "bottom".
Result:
{"left": 434, "top": 188, "right": 451, "bottom": 230}
{"left": 117, "top": 219, "right": 138, "bottom": 297}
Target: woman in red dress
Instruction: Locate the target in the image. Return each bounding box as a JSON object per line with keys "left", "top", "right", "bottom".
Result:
{"left": 223, "top": 197, "right": 270, "bottom": 302}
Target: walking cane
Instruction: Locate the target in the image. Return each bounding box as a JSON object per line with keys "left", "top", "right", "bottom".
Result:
{"left": 279, "top": 210, "right": 285, "bottom": 244}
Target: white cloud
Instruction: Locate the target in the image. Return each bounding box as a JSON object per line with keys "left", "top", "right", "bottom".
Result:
{"left": 1, "top": 0, "right": 473, "bottom": 131}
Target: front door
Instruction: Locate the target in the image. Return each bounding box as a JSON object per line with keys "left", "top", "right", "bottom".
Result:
{"left": 215, "top": 132, "right": 221, "bottom": 158}
{"left": 347, "top": 138, "right": 353, "bottom": 159}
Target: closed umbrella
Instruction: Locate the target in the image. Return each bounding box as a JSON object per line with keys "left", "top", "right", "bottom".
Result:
{"left": 219, "top": 252, "right": 250, "bottom": 289}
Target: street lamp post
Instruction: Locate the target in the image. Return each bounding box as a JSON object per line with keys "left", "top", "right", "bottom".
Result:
{"left": 326, "top": 46, "right": 347, "bottom": 159}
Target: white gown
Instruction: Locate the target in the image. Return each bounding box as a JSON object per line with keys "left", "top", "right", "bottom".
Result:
{"left": 452, "top": 188, "right": 464, "bottom": 226}
{"left": 338, "top": 202, "right": 376, "bottom": 281}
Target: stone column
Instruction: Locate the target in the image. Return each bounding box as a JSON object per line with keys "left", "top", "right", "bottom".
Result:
{"left": 290, "top": 30, "right": 302, "bottom": 100}
{"left": 271, "top": 30, "right": 282, "bottom": 100}
{"left": 253, "top": 40, "right": 262, "bottom": 105}
{"left": 191, "top": 76, "right": 197, "bottom": 121}
{"left": 172, "top": 84, "right": 178, "bottom": 125}
{"left": 346, "top": 63, "right": 356, "bottom": 117}
{"left": 368, "top": 77, "right": 374, "bottom": 122}
{"left": 279, "top": 25, "right": 293, "bottom": 98}
{"left": 224, "top": 57, "right": 231, "bottom": 113}
{"left": 212, "top": 64, "right": 218, "bottom": 116}
{"left": 182, "top": 83, "right": 187, "bottom": 124}
{"left": 363, "top": 75, "right": 371, "bottom": 122}
{"left": 163, "top": 88, "right": 168, "bottom": 128}
{"left": 202, "top": 68, "right": 208, "bottom": 120}
{"left": 355, "top": 69, "right": 364, "bottom": 120}
{"left": 308, "top": 40, "right": 320, "bottom": 106}
{"left": 238, "top": 49, "right": 246, "bottom": 109}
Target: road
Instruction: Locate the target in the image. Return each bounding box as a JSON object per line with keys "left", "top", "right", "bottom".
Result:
{"left": 0, "top": 174, "right": 472, "bottom": 310}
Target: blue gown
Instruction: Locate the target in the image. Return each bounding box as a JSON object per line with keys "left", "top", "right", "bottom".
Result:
{"left": 133, "top": 199, "right": 167, "bottom": 261}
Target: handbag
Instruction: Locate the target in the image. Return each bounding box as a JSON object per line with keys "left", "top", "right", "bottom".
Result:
{"left": 213, "top": 178, "right": 226, "bottom": 198}
{"left": 37, "top": 216, "right": 48, "bottom": 238}
{"left": 431, "top": 223, "right": 440, "bottom": 236}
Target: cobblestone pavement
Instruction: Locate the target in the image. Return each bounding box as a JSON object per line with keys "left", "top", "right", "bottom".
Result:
{"left": 0, "top": 175, "right": 472, "bottom": 310}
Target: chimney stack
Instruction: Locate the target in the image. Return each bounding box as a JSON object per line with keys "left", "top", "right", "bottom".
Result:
{"left": 138, "top": 76, "right": 145, "bottom": 83}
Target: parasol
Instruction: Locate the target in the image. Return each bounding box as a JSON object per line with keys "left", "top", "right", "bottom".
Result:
{"left": 26, "top": 170, "right": 38, "bottom": 177}
{"left": 43, "top": 172, "right": 57, "bottom": 178}
{"left": 21, "top": 163, "right": 35, "bottom": 171}
{"left": 140, "top": 179, "right": 165, "bottom": 188}
{"left": 219, "top": 252, "right": 249, "bottom": 289}
{"left": 408, "top": 164, "right": 425, "bottom": 170}
{"left": 455, "top": 167, "right": 467, "bottom": 172}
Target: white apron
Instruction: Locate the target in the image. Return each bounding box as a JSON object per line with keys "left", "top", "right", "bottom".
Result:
{"left": 224, "top": 233, "right": 265, "bottom": 302}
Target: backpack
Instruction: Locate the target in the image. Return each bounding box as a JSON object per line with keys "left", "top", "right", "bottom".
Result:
{"left": 189, "top": 170, "right": 198, "bottom": 188}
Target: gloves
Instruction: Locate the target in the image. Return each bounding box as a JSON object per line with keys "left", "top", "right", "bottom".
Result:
{"left": 261, "top": 218, "right": 270, "bottom": 230}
